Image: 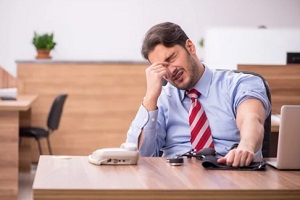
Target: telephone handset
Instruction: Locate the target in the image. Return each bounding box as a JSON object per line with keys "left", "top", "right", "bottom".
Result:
{"left": 88, "top": 143, "right": 139, "bottom": 165}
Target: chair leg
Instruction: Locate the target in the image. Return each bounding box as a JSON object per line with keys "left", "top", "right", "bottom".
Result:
{"left": 46, "top": 137, "right": 53, "bottom": 155}
{"left": 36, "top": 139, "right": 43, "bottom": 155}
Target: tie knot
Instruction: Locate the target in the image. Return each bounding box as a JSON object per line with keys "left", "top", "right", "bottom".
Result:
{"left": 186, "top": 89, "right": 200, "bottom": 99}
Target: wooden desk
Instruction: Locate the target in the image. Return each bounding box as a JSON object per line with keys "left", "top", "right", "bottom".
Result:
{"left": 270, "top": 115, "right": 280, "bottom": 157}
{"left": 0, "top": 95, "right": 37, "bottom": 200}
{"left": 33, "top": 156, "right": 300, "bottom": 200}
{"left": 271, "top": 123, "right": 279, "bottom": 133}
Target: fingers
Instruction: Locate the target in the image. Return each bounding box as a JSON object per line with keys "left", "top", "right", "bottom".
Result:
{"left": 217, "top": 149, "right": 254, "bottom": 167}
{"left": 245, "top": 154, "right": 254, "bottom": 166}
{"left": 147, "top": 62, "right": 171, "bottom": 80}
{"left": 217, "top": 157, "right": 226, "bottom": 164}
{"left": 232, "top": 149, "right": 248, "bottom": 167}
{"left": 144, "top": 62, "right": 171, "bottom": 103}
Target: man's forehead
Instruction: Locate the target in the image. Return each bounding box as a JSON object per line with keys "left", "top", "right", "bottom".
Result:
{"left": 148, "top": 44, "right": 179, "bottom": 63}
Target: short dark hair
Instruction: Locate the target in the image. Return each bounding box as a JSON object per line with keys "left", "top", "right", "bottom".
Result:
{"left": 141, "top": 22, "right": 189, "bottom": 60}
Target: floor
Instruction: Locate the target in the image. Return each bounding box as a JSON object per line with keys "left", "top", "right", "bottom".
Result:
{"left": 18, "top": 164, "right": 37, "bottom": 200}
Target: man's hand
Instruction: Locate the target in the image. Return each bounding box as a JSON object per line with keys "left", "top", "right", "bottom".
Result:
{"left": 143, "top": 62, "right": 171, "bottom": 111}
{"left": 217, "top": 148, "right": 254, "bottom": 167}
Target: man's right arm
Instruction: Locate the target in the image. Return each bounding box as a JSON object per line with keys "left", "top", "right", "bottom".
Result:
{"left": 125, "top": 104, "right": 162, "bottom": 156}
{"left": 138, "top": 95, "right": 159, "bottom": 148}
{"left": 126, "top": 62, "right": 171, "bottom": 156}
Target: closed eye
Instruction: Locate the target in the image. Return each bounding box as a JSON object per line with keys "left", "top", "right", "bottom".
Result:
{"left": 165, "top": 52, "right": 176, "bottom": 63}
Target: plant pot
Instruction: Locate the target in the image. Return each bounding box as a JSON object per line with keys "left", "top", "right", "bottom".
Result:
{"left": 36, "top": 49, "right": 51, "bottom": 59}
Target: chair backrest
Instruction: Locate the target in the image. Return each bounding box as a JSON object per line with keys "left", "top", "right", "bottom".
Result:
{"left": 47, "top": 94, "right": 68, "bottom": 131}
{"left": 232, "top": 70, "right": 272, "bottom": 157}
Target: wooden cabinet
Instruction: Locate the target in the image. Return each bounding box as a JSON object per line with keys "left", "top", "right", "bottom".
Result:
{"left": 17, "top": 61, "right": 147, "bottom": 163}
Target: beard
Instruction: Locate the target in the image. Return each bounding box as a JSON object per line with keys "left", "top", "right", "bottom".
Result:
{"left": 171, "top": 54, "right": 200, "bottom": 90}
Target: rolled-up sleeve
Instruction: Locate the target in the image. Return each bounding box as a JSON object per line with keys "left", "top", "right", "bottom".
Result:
{"left": 233, "top": 75, "right": 271, "bottom": 118}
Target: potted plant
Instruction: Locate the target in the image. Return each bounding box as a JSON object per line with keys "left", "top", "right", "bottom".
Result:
{"left": 198, "top": 37, "right": 205, "bottom": 48}
{"left": 32, "top": 32, "right": 56, "bottom": 59}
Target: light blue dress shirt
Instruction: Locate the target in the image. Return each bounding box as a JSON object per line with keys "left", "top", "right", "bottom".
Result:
{"left": 126, "top": 66, "right": 271, "bottom": 158}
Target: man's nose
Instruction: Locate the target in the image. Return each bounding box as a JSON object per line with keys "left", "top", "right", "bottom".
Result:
{"left": 167, "top": 64, "right": 177, "bottom": 73}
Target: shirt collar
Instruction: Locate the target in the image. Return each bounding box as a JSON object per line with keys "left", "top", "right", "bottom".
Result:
{"left": 179, "top": 65, "right": 213, "bottom": 101}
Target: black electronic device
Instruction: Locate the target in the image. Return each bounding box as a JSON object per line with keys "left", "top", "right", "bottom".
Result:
{"left": 287, "top": 52, "right": 300, "bottom": 64}
{"left": 0, "top": 96, "right": 16, "bottom": 100}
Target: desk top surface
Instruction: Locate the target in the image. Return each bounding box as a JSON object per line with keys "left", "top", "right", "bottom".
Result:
{"left": 33, "top": 156, "right": 300, "bottom": 199}
{"left": 34, "top": 156, "right": 300, "bottom": 190}
{"left": 0, "top": 94, "right": 38, "bottom": 111}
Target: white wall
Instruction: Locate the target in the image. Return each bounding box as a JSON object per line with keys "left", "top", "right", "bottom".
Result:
{"left": 204, "top": 28, "right": 300, "bottom": 69}
{"left": 1, "top": 0, "right": 300, "bottom": 76}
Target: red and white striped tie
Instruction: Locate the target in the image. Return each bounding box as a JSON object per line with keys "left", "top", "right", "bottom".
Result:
{"left": 187, "top": 89, "right": 214, "bottom": 151}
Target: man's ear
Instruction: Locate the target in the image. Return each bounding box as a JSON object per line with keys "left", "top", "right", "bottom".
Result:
{"left": 185, "top": 39, "right": 196, "bottom": 54}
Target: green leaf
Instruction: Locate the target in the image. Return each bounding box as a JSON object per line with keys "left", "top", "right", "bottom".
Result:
{"left": 199, "top": 38, "right": 204, "bottom": 48}
{"left": 32, "top": 32, "right": 56, "bottom": 50}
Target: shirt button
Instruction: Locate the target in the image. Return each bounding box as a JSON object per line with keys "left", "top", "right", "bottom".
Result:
{"left": 151, "top": 118, "right": 156, "bottom": 122}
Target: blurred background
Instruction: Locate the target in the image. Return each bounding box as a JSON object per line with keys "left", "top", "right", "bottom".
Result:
{"left": 1, "top": 0, "right": 300, "bottom": 76}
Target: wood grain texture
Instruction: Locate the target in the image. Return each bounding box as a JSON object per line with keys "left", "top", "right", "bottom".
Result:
{"left": 238, "top": 64, "right": 300, "bottom": 114}
{"left": 17, "top": 62, "right": 147, "bottom": 162}
{"left": 0, "top": 66, "right": 17, "bottom": 88}
{"left": 0, "top": 95, "right": 37, "bottom": 200}
{"left": 0, "top": 95, "right": 38, "bottom": 111}
{"left": 33, "top": 156, "right": 300, "bottom": 200}
{"left": 0, "top": 112, "right": 18, "bottom": 200}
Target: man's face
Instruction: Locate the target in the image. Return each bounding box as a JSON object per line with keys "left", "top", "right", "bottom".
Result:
{"left": 148, "top": 43, "right": 201, "bottom": 90}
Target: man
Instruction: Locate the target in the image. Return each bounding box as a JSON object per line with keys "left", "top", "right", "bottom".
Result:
{"left": 126, "top": 22, "right": 271, "bottom": 167}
